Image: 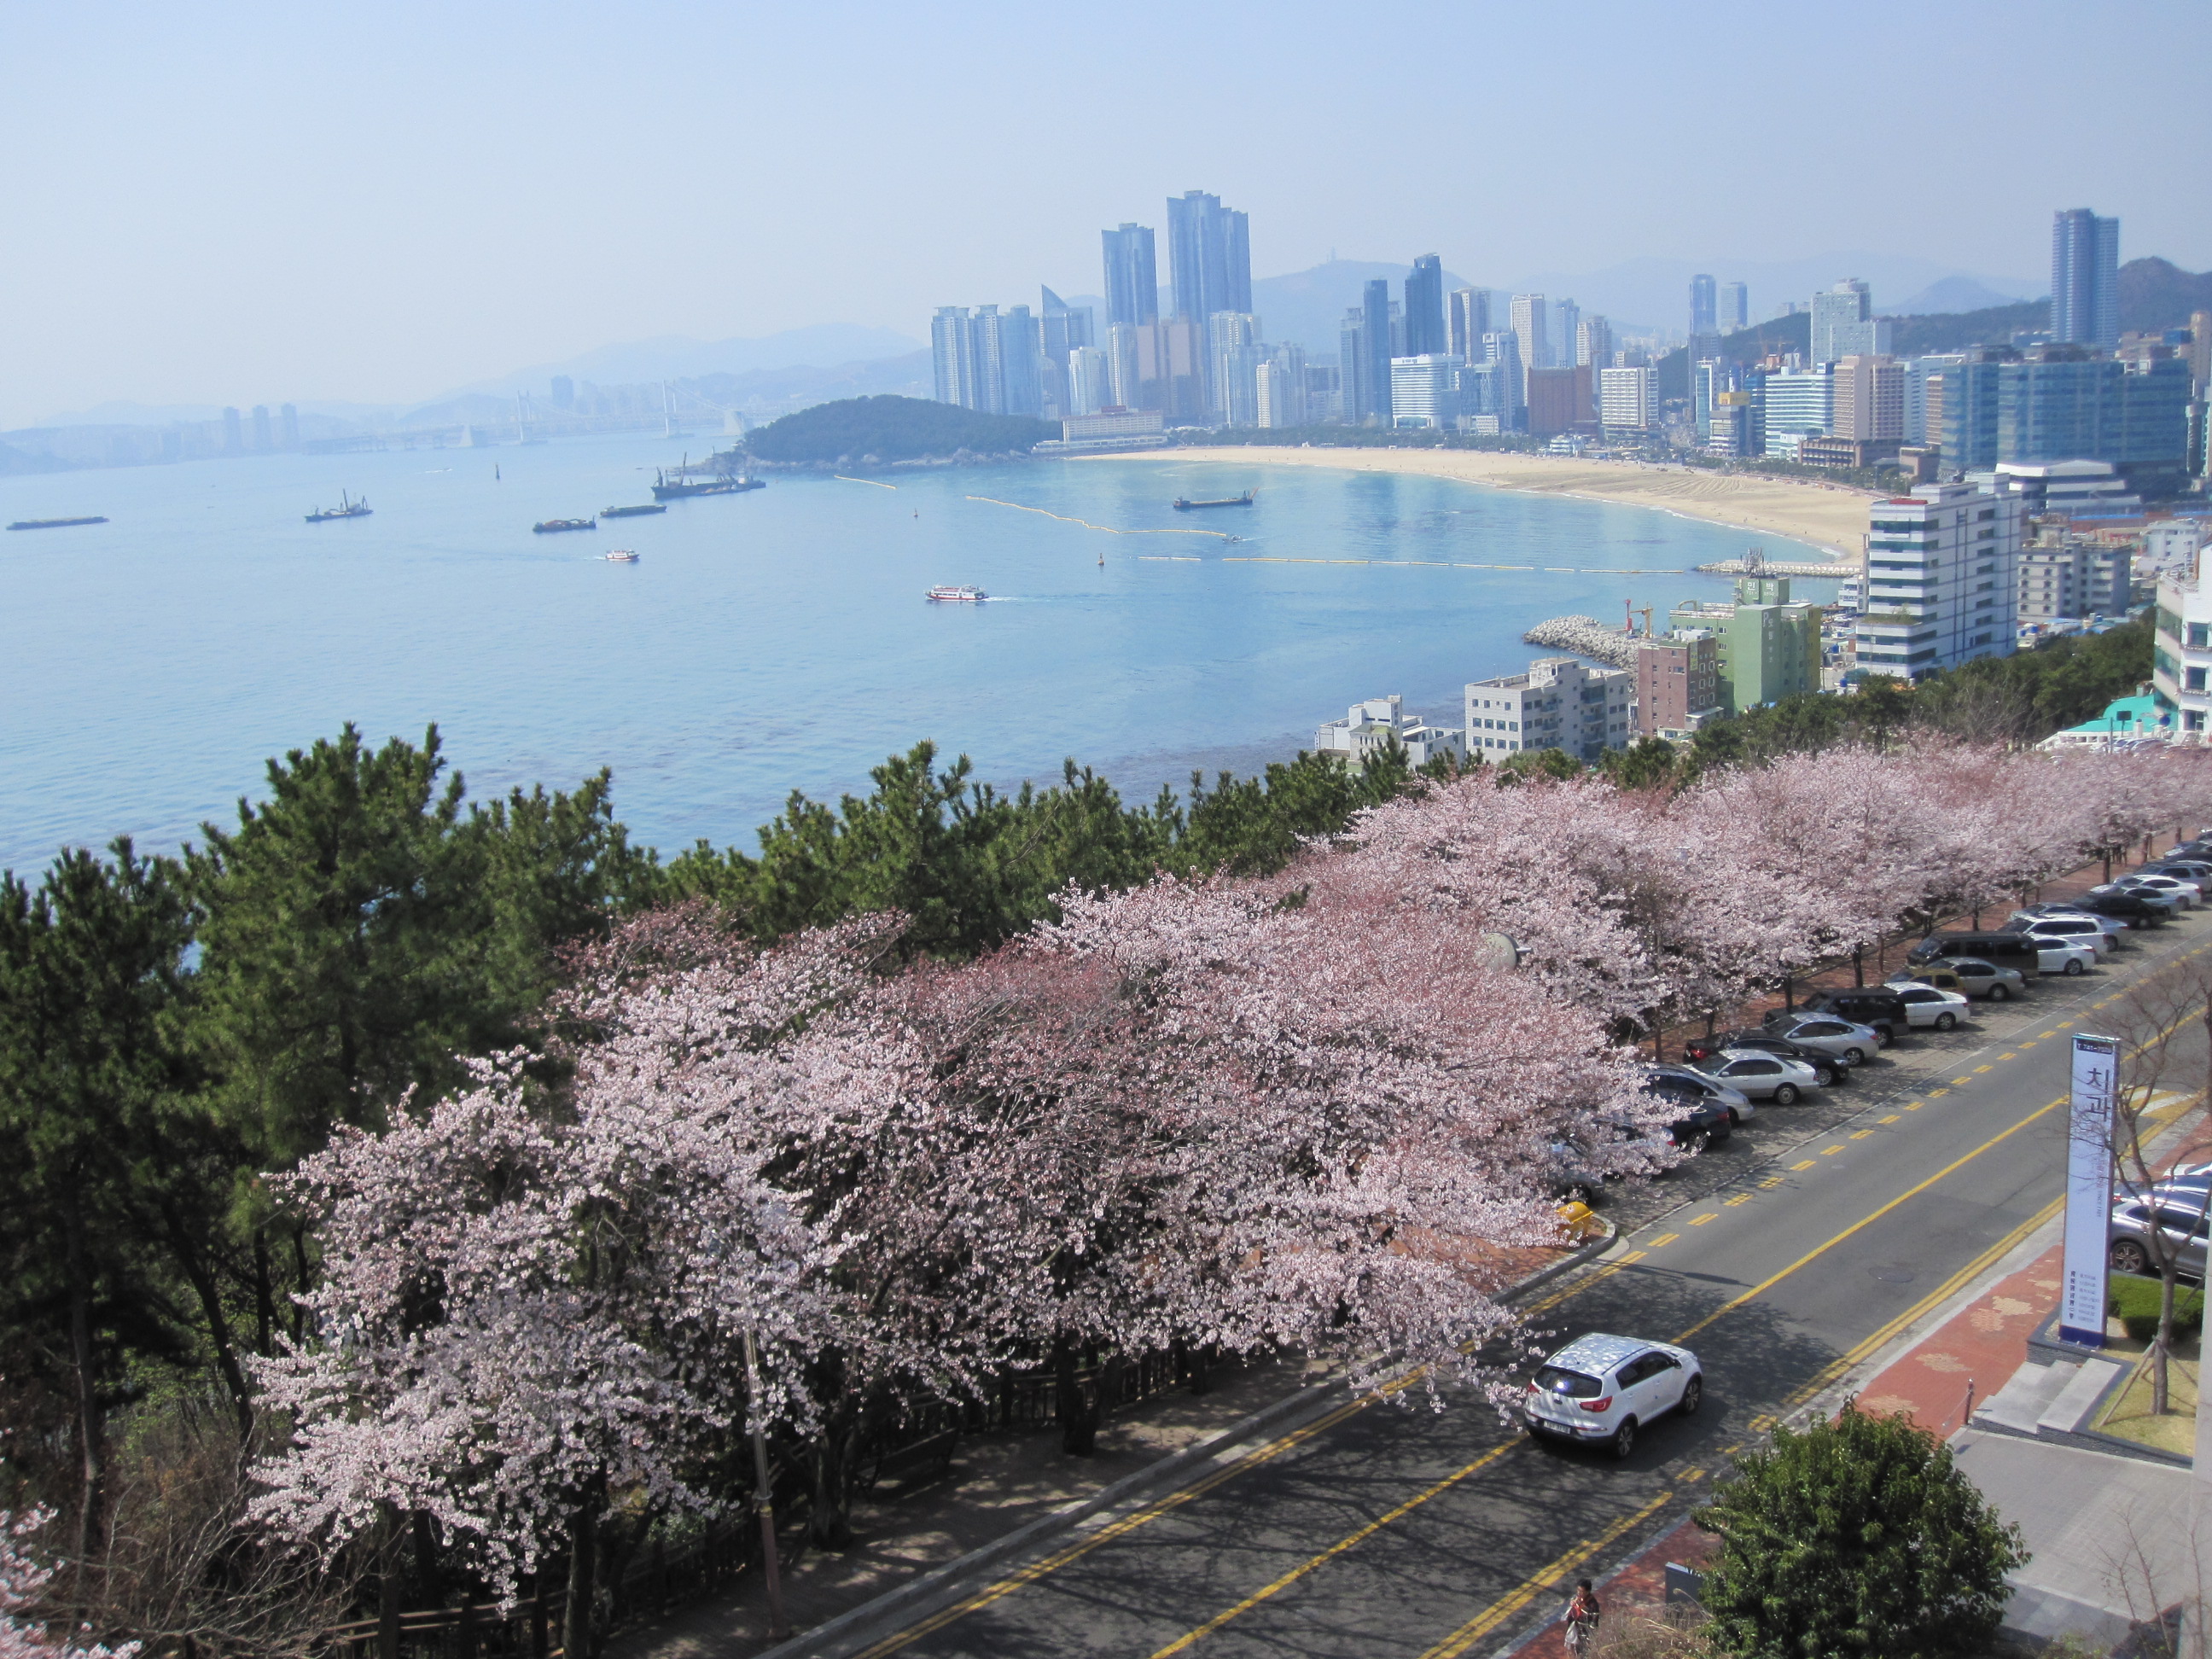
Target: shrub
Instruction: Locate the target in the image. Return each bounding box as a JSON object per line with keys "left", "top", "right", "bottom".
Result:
{"left": 2108, "top": 1272, "right": 2206, "bottom": 1342}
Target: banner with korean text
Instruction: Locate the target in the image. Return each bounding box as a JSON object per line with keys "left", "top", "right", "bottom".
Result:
{"left": 2060, "top": 1033, "right": 2119, "bottom": 1348}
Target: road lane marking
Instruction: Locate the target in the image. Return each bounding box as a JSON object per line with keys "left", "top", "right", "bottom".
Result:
{"left": 1953, "top": 1076, "right": 1973, "bottom": 1085}
{"left": 1878, "top": 1115, "right": 1901, "bottom": 1124}
{"left": 1647, "top": 1233, "right": 1679, "bottom": 1248}
{"left": 2020, "top": 1040, "right": 2037, "bottom": 1049}
{"left": 2000, "top": 1052, "right": 2017, "bottom": 1061}
{"left": 1759, "top": 1175, "right": 1785, "bottom": 1187}
{"left": 1616, "top": 1249, "right": 1647, "bottom": 1264}
{"left": 1821, "top": 1145, "right": 1845, "bottom": 1155}
{"left": 1790, "top": 1160, "right": 1816, "bottom": 1171}
{"left": 1671, "top": 1092, "right": 2069, "bottom": 1342}
{"left": 1927, "top": 1089, "right": 1947, "bottom": 1097}
{"left": 1149, "top": 1442, "right": 1521, "bottom": 1657}
{"left": 1689, "top": 1214, "right": 1719, "bottom": 1226}
{"left": 1725, "top": 1194, "right": 1752, "bottom": 1206}
{"left": 1412, "top": 1492, "right": 1674, "bottom": 1659}
{"left": 1973, "top": 1064, "right": 1994, "bottom": 1074}
{"left": 1851, "top": 1130, "right": 1874, "bottom": 1140}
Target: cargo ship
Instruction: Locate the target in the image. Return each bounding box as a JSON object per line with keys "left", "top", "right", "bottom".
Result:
{"left": 926, "top": 585, "right": 987, "bottom": 602}
{"left": 600, "top": 504, "right": 668, "bottom": 518}
{"left": 650, "top": 469, "right": 765, "bottom": 501}
{"left": 6, "top": 515, "right": 108, "bottom": 531}
{"left": 305, "top": 493, "right": 370, "bottom": 522}
{"left": 1171, "top": 489, "right": 1255, "bottom": 511}
{"left": 533, "top": 517, "right": 597, "bottom": 533}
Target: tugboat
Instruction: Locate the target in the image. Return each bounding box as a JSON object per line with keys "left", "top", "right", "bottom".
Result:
{"left": 305, "top": 492, "right": 371, "bottom": 522}
{"left": 603, "top": 550, "right": 640, "bottom": 563}
{"left": 533, "top": 517, "right": 597, "bottom": 533}
{"left": 926, "top": 585, "right": 987, "bottom": 602}
{"left": 1171, "top": 489, "right": 1256, "bottom": 511}
{"left": 600, "top": 504, "right": 668, "bottom": 518}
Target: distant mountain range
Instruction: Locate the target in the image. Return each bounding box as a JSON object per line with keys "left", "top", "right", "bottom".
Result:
{"left": 439, "top": 323, "right": 926, "bottom": 401}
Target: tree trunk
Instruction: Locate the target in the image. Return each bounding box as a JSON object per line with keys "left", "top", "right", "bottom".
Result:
{"left": 252, "top": 1224, "right": 276, "bottom": 1354}
{"left": 164, "top": 1206, "right": 254, "bottom": 1440}
{"left": 2154, "top": 1262, "right": 2179, "bottom": 1416}
{"left": 1852, "top": 946, "right": 1864, "bottom": 988}
{"left": 564, "top": 1487, "right": 602, "bottom": 1659}
{"left": 63, "top": 1207, "right": 105, "bottom": 1592}
{"left": 1056, "top": 1337, "right": 1099, "bottom": 1455}
{"left": 291, "top": 1221, "right": 313, "bottom": 1344}
{"left": 377, "top": 1507, "right": 403, "bottom": 1659}
{"left": 810, "top": 1401, "right": 858, "bottom": 1553}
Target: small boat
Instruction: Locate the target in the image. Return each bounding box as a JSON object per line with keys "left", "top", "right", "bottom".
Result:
{"left": 1171, "top": 489, "right": 1256, "bottom": 510}
{"left": 603, "top": 550, "right": 640, "bottom": 563}
{"left": 533, "top": 517, "right": 596, "bottom": 533}
{"left": 926, "top": 585, "right": 987, "bottom": 602}
{"left": 600, "top": 504, "right": 668, "bottom": 518}
{"left": 305, "top": 492, "right": 371, "bottom": 523}
{"left": 6, "top": 515, "right": 107, "bottom": 531}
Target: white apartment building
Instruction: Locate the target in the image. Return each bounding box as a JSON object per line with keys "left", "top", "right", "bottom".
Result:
{"left": 1254, "top": 358, "right": 1306, "bottom": 428}
{"left": 2017, "top": 541, "right": 2132, "bottom": 621}
{"left": 1390, "top": 354, "right": 1462, "bottom": 428}
{"left": 2154, "top": 548, "right": 2212, "bottom": 740}
{"left": 1599, "top": 365, "right": 1653, "bottom": 431}
{"left": 2140, "top": 519, "right": 2207, "bottom": 579}
{"left": 1466, "top": 657, "right": 1633, "bottom": 763}
{"left": 1314, "top": 696, "right": 1465, "bottom": 768}
{"left": 1855, "top": 482, "right": 2024, "bottom": 677}
{"left": 1065, "top": 347, "right": 1110, "bottom": 417}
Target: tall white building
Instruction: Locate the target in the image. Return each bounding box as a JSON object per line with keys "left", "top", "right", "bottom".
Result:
{"left": 1854, "top": 482, "right": 2024, "bottom": 678}
{"left": 1066, "top": 346, "right": 1111, "bottom": 417}
{"left": 1575, "top": 314, "right": 1614, "bottom": 369}
{"left": 1255, "top": 351, "right": 1308, "bottom": 428}
{"left": 1599, "top": 365, "right": 1653, "bottom": 432}
{"left": 1447, "top": 288, "right": 1489, "bottom": 360}
{"left": 1466, "top": 658, "right": 1633, "bottom": 764}
{"left": 1809, "top": 279, "right": 1893, "bottom": 364}
{"left": 1481, "top": 329, "right": 1526, "bottom": 421}
{"left": 1390, "top": 354, "right": 1461, "bottom": 428}
{"left": 1510, "top": 294, "right": 1550, "bottom": 371}
{"left": 1314, "top": 696, "right": 1465, "bottom": 767}
{"left": 1764, "top": 366, "right": 1834, "bottom": 452}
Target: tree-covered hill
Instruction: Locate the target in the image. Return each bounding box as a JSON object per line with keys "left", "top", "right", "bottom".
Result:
{"left": 744, "top": 395, "right": 1055, "bottom": 465}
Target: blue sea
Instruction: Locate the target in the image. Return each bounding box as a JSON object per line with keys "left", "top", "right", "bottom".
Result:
{"left": 0, "top": 436, "right": 1835, "bottom": 874}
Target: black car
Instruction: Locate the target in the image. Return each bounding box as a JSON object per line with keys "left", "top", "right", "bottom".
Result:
{"left": 1784, "top": 988, "right": 1907, "bottom": 1042}
{"left": 1679, "top": 1028, "right": 1842, "bottom": 1085}
{"left": 2073, "top": 890, "right": 2171, "bottom": 926}
{"left": 1639, "top": 1077, "right": 1735, "bottom": 1150}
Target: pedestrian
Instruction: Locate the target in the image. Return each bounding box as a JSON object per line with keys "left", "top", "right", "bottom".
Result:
{"left": 1563, "top": 1578, "right": 1600, "bottom": 1655}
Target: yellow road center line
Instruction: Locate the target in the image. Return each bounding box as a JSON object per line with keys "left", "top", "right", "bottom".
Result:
{"left": 1726, "top": 1194, "right": 1752, "bottom": 1206}
{"left": 1878, "top": 1115, "right": 1901, "bottom": 1124}
{"left": 1851, "top": 1130, "right": 1874, "bottom": 1140}
{"left": 1647, "top": 1232, "right": 1679, "bottom": 1248}
{"left": 1973, "top": 1064, "right": 1994, "bottom": 1074}
{"left": 1689, "top": 1214, "right": 1719, "bottom": 1226}
{"left": 1790, "top": 1159, "right": 1817, "bottom": 1171}
{"left": 1821, "top": 1145, "right": 1845, "bottom": 1155}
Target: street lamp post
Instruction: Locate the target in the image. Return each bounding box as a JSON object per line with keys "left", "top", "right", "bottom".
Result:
{"left": 742, "top": 1329, "right": 791, "bottom": 1639}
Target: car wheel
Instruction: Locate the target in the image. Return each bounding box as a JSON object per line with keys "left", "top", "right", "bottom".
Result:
{"left": 1773, "top": 1083, "right": 1801, "bottom": 1105}
{"left": 1679, "top": 1377, "right": 1702, "bottom": 1417}
{"left": 2111, "top": 1239, "right": 2151, "bottom": 1275}
{"left": 1728, "top": 1108, "right": 1742, "bottom": 1127}
{"left": 1611, "top": 1417, "right": 1638, "bottom": 1460}
{"left": 1813, "top": 1064, "right": 1837, "bottom": 1086}
{"left": 1988, "top": 985, "right": 2010, "bottom": 1002}
{"left": 1841, "top": 1047, "right": 1866, "bottom": 1067}
{"left": 1935, "top": 1012, "right": 1957, "bottom": 1032}
{"left": 2064, "top": 959, "right": 2086, "bottom": 975}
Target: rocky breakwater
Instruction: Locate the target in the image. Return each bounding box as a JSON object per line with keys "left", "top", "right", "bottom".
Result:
{"left": 1522, "top": 614, "right": 1636, "bottom": 667}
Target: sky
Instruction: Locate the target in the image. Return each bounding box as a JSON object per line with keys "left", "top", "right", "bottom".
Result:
{"left": 5, "top": 0, "right": 2209, "bottom": 428}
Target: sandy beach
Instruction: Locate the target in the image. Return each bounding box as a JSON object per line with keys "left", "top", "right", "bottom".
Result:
{"left": 1091, "top": 446, "right": 1875, "bottom": 563}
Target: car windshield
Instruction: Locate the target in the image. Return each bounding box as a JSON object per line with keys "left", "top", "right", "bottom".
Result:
{"left": 1534, "top": 1365, "right": 1602, "bottom": 1398}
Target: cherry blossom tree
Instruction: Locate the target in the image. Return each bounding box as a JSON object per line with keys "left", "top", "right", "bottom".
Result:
{"left": 0, "top": 1509, "right": 139, "bottom": 1659}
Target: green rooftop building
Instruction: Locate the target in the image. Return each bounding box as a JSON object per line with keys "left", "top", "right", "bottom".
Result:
{"left": 1668, "top": 575, "right": 1824, "bottom": 713}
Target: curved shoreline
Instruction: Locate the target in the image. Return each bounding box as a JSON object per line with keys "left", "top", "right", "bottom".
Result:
{"left": 1082, "top": 445, "right": 1873, "bottom": 565}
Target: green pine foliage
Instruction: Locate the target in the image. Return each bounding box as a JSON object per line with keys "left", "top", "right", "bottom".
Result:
{"left": 742, "top": 395, "right": 1055, "bottom": 464}
{"left": 1695, "top": 1402, "right": 2028, "bottom": 1659}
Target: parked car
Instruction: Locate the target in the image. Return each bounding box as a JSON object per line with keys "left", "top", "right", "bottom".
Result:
{"left": 1645, "top": 1065, "right": 1755, "bottom": 1125}
{"left": 1639, "top": 1078, "right": 1738, "bottom": 1149}
{"left": 2145, "top": 860, "right": 2212, "bottom": 884}
{"left": 1755, "top": 1013, "right": 1883, "bottom": 1066}
{"left": 1888, "top": 982, "right": 1970, "bottom": 1031}
{"left": 2070, "top": 891, "right": 2171, "bottom": 927}
{"left": 1690, "top": 1050, "right": 1821, "bottom": 1104}
{"left": 1889, "top": 957, "right": 2026, "bottom": 1001}
{"left": 2030, "top": 939, "right": 2098, "bottom": 976}
{"left": 1791, "top": 989, "right": 1909, "bottom": 1043}
{"left": 2010, "top": 908, "right": 2128, "bottom": 951}
{"left": 2110, "top": 873, "right": 2201, "bottom": 909}
{"left": 1679, "top": 1029, "right": 1843, "bottom": 1085}
{"left": 2163, "top": 841, "right": 2212, "bottom": 861}
{"left": 1903, "top": 932, "right": 2043, "bottom": 979}
{"left": 2108, "top": 1196, "right": 2208, "bottom": 1278}
{"left": 1524, "top": 1333, "right": 1703, "bottom": 1458}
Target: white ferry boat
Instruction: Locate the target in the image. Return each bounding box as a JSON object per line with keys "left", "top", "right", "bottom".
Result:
{"left": 926, "top": 585, "right": 987, "bottom": 602}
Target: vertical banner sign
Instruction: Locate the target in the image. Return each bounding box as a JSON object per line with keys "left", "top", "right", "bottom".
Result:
{"left": 2060, "top": 1034, "right": 2120, "bottom": 1348}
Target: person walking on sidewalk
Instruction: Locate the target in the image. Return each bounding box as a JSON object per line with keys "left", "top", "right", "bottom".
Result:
{"left": 1563, "top": 1579, "right": 1601, "bottom": 1654}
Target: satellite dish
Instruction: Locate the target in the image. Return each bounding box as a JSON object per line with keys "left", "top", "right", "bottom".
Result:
{"left": 1477, "top": 931, "right": 1522, "bottom": 971}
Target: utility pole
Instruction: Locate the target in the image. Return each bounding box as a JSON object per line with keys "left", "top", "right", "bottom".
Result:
{"left": 742, "top": 1330, "right": 791, "bottom": 1639}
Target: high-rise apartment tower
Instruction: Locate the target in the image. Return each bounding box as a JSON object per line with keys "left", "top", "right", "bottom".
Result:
{"left": 1404, "top": 254, "right": 1446, "bottom": 358}
{"left": 1102, "top": 224, "right": 1159, "bottom": 329}
{"left": 2051, "top": 208, "right": 2121, "bottom": 348}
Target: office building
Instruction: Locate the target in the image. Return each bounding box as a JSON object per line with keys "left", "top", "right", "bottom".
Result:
{"left": 250, "top": 405, "right": 273, "bottom": 451}
{"left": 1633, "top": 631, "right": 1723, "bottom": 741}
{"left": 279, "top": 403, "right": 299, "bottom": 450}
{"left": 1720, "top": 282, "right": 1748, "bottom": 333}
{"left": 1690, "top": 274, "right": 1717, "bottom": 339}
{"left": 1466, "top": 658, "right": 1633, "bottom": 763}
{"left": 1481, "top": 329, "right": 1527, "bottom": 425}
{"left": 1302, "top": 362, "right": 1342, "bottom": 426}
{"left": 1390, "top": 354, "right": 1461, "bottom": 428}
{"left": 2189, "top": 310, "right": 2211, "bottom": 394}
{"left": 1361, "top": 279, "right": 1394, "bottom": 423}
{"left": 1853, "top": 483, "right": 2023, "bottom": 677}
{"left": 1903, "top": 354, "right": 1965, "bottom": 443}
{"left": 1986, "top": 458, "right": 2139, "bottom": 515}
{"left": 1404, "top": 254, "right": 1445, "bottom": 357}
{"left": 1167, "top": 191, "right": 1250, "bottom": 323}
{"left": 2155, "top": 543, "right": 2212, "bottom": 739}
{"left": 1810, "top": 279, "right": 1891, "bottom": 364}
{"left": 1454, "top": 360, "right": 1509, "bottom": 427}
{"left": 1937, "top": 351, "right": 2193, "bottom": 492}
{"left": 998, "top": 306, "right": 1044, "bottom": 416}
{"left": 1447, "top": 288, "right": 1489, "bottom": 360}
{"left": 1600, "top": 365, "right": 1654, "bottom": 432}
{"left": 1066, "top": 346, "right": 1111, "bottom": 417}
{"left": 1511, "top": 294, "right": 1550, "bottom": 371}
{"left": 1693, "top": 358, "right": 1728, "bottom": 442}
{"left": 2052, "top": 208, "right": 2121, "bottom": 349}
{"left": 1575, "top": 314, "right": 1613, "bottom": 369}
{"left": 1103, "top": 224, "right": 1160, "bottom": 328}
{"left": 1526, "top": 367, "right": 1588, "bottom": 439}
{"left": 1555, "top": 300, "right": 1580, "bottom": 375}
{"left": 1832, "top": 355, "right": 1905, "bottom": 441}
{"left": 1669, "top": 575, "right": 1825, "bottom": 711}
{"left": 2019, "top": 538, "right": 2130, "bottom": 622}
{"left": 1765, "top": 366, "right": 1834, "bottom": 451}
{"left": 1707, "top": 390, "right": 1761, "bottom": 457}
{"left": 1315, "top": 696, "right": 1464, "bottom": 768}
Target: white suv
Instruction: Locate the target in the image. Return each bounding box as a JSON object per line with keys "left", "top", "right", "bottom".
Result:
{"left": 1523, "top": 1333, "right": 1703, "bottom": 1459}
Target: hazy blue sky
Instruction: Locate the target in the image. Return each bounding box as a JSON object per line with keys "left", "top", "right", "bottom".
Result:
{"left": 6, "top": 0, "right": 2208, "bottom": 426}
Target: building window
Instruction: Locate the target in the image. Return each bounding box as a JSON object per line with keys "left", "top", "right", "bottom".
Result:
{"left": 2159, "top": 607, "right": 2184, "bottom": 642}
{"left": 2192, "top": 624, "right": 2212, "bottom": 650}
{"left": 2191, "top": 712, "right": 2207, "bottom": 732}
{"left": 2189, "top": 668, "right": 2207, "bottom": 693}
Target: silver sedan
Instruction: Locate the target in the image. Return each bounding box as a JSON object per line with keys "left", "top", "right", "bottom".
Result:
{"left": 1761, "top": 1014, "right": 1883, "bottom": 1067}
{"left": 1691, "top": 1050, "right": 1821, "bottom": 1105}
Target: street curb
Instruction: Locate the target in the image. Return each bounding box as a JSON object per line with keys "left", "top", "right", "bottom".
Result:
{"left": 756, "top": 1220, "right": 1620, "bottom": 1659}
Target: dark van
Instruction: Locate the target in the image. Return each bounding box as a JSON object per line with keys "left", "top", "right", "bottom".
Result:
{"left": 1905, "top": 932, "right": 2042, "bottom": 978}
{"left": 1784, "top": 987, "right": 1909, "bottom": 1042}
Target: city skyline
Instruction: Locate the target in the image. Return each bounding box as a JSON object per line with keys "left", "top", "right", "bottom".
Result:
{"left": 4, "top": 0, "right": 2208, "bottom": 428}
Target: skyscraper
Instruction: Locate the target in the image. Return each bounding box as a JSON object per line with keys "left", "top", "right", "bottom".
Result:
{"left": 221, "top": 406, "right": 243, "bottom": 455}
{"left": 2051, "top": 208, "right": 2121, "bottom": 348}
{"left": 1482, "top": 330, "right": 1526, "bottom": 424}
{"left": 1510, "top": 294, "right": 1549, "bottom": 372}
{"left": 1102, "top": 224, "right": 1159, "bottom": 329}
{"left": 1363, "top": 279, "right": 1395, "bottom": 423}
{"left": 1810, "top": 280, "right": 1880, "bottom": 364}
{"left": 1720, "top": 282, "right": 1749, "bottom": 333}
{"left": 1447, "top": 288, "right": 1488, "bottom": 361}
{"left": 1690, "top": 274, "right": 1717, "bottom": 338}
{"left": 1404, "top": 254, "right": 1446, "bottom": 357}
{"left": 1575, "top": 314, "right": 1613, "bottom": 369}
{"left": 279, "top": 403, "right": 300, "bottom": 450}
{"left": 1166, "top": 191, "right": 1250, "bottom": 323}
{"left": 997, "top": 306, "right": 1043, "bottom": 417}
{"left": 251, "top": 405, "right": 272, "bottom": 451}
{"left": 1555, "top": 300, "right": 1580, "bottom": 374}
{"left": 1040, "top": 288, "right": 1094, "bottom": 418}
{"left": 1210, "top": 311, "right": 1264, "bottom": 426}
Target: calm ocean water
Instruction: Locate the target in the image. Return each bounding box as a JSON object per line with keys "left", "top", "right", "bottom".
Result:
{"left": 0, "top": 436, "right": 1835, "bottom": 874}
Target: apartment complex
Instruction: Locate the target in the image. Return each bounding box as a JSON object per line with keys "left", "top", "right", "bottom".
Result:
{"left": 2017, "top": 539, "right": 2132, "bottom": 621}
{"left": 1855, "top": 482, "right": 2024, "bottom": 677}
{"left": 1466, "top": 657, "right": 1633, "bottom": 763}
{"left": 1668, "top": 575, "right": 1824, "bottom": 712}
{"left": 1600, "top": 365, "right": 1654, "bottom": 432}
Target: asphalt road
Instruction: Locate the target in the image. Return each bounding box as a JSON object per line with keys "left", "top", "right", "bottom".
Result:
{"left": 830, "top": 914, "right": 2212, "bottom": 1659}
